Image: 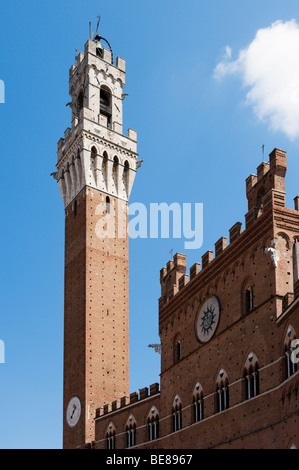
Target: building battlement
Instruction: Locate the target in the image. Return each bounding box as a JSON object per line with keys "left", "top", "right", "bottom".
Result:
{"left": 95, "top": 383, "right": 160, "bottom": 420}
{"left": 159, "top": 149, "right": 299, "bottom": 310}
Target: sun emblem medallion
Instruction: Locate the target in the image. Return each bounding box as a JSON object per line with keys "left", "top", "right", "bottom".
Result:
{"left": 195, "top": 295, "right": 221, "bottom": 343}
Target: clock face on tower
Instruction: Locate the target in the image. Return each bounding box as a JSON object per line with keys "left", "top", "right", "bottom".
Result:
{"left": 66, "top": 396, "right": 81, "bottom": 428}
{"left": 195, "top": 295, "right": 221, "bottom": 343}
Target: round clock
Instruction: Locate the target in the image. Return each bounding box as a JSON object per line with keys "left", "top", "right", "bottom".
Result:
{"left": 66, "top": 396, "right": 81, "bottom": 428}
{"left": 195, "top": 295, "right": 221, "bottom": 343}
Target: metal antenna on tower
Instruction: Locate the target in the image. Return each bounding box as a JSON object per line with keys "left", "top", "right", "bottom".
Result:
{"left": 169, "top": 249, "right": 174, "bottom": 259}
{"left": 262, "top": 144, "right": 265, "bottom": 160}
{"left": 96, "top": 15, "right": 101, "bottom": 35}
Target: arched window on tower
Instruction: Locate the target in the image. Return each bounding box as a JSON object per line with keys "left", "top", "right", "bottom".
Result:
{"left": 100, "top": 86, "right": 112, "bottom": 128}
{"left": 77, "top": 89, "right": 84, "bottom": 116}
{"left": 112, "top": 156, "right": 119, "bottom": 193}
{"left": 91, "top": 146, "right": 98, "bottom": 184}
{"left": 106, "top": 196, "right": 111, "bottom": 214}
{"left": 123, "top": 160, "right": 130, "bottom": 197}
{"left": 193, "top": 383, "right": 204, "bottom": 423}
{"left": 172, "top": 396, "right": 182, "bottom": 432}
{"left": 102, "top": 151, "right": 108, "bottom": 188}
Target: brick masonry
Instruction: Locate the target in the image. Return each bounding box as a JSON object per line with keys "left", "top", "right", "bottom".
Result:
{"left": 93, "top": 149, "right": 299, "bottom": 449}
{"left": 63, "top": 188, "right": 130, "bottom": 448}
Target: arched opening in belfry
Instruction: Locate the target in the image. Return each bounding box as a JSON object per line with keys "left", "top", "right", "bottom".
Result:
{"left": 77, "top": 89, "right": 84, "bottom": 115}
{"left": 124, "top": 160, "right": 130, "bottom": 195}
{"left": 100, "top": 86, "right": 112, "bottom": 128}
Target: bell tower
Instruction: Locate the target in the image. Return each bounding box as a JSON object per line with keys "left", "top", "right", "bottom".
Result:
{"left": 53, "top": 34, "right": 139, "bottom": 449}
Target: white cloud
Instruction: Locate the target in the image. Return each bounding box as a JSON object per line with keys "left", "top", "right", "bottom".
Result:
{"left": 214, "top": 19, "right": 299, "bottom": 140}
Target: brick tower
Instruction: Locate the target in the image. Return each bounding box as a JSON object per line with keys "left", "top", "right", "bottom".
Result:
{"left": 53, "top": 35, "right": 139, "bottom": 449}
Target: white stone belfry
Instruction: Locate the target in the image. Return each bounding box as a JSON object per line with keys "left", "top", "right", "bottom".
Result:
{"left": 54, "top": 38, "right": 140, "bottom": 207}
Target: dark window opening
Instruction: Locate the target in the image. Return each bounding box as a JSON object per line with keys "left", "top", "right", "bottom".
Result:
{"left": 77, "top": 90, "right": 84, "bottom": 114}
{"left": 176, "top": 341, "right": 181, "bottom": 361}
{"left": 96, "top": 47, "right": 103, "bottom": 58}
{"left": 100, "top": 87, "right": 112, "bottom": 128}
{"left": 106, "top": 196, "right": 110, "bottom": 214}
{"left": 245, "top": 288, "right": 253, "bottom": 313}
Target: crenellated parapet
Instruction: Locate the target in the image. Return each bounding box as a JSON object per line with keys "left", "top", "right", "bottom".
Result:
{"left": 159, "top": 149, "right": 299, "bottom": 309}
{"left": 245, "top": 148, "right": 287, "bottom": 227}
{"left": 95, "top": 383, "right": 160, "bottom": 419}
{"left": 160, "top": 254, "right": 187, "bottom": 304}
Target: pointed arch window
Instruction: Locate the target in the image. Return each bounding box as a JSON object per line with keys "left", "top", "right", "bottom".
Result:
{"left": 126, "top": 416, "right": 136, "bottom": 448}
{"left": 172, "top": 396, "right": 182, "bottom": 432}
{"left": 106, "top": 423, "right": 116, "bottom": 450}
{"left": 148, "top": 408, "right": 159, "bottom": 441}
{"left": 216, "top": 370, "right": 229, "bottom": 413}
{"left": 174, "top": 335, "right": 182, "bottom": 363}
{"left": 193, "top": 384, "right": 204, "bottom": 423}
{"left": 242, "top": 278, "right": 254, "bottom": 316}
{"left": 106, "top": 431, "right": 115, "bottom": 449}
{"left": 102, "top": 152, "right": 108, "bottom": 187}
{"left": 244, "top": 361, "right": 260, "bottom": 400}
{"left": 123, "top": 160, "right": 130, "bottom": 196}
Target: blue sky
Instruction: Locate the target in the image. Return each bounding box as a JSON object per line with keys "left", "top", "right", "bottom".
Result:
{"left": 1, "top": 0, "right": 299, "bottom": 449}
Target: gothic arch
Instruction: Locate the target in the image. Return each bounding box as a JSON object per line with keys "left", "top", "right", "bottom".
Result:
{"left": 282, "top": 324, "right": 297, "bottom": 353}
{"left": 125, "top": 415, "right": 137, "bottom": 448}
{"left": 147, "top": 406, "right": 159, "bottom": 441}
{"left": 216, "top": 368, "right": 229, "bottom": 387}
{"left": 215, "top": 369, "right": 230, "bottom": 413}
{"left": 277, "top": 232, "right": 290, "bottom": 250}
{"left": 242, "top": 352, "right": 260, "bottom": 400}
{"left": 241, "top": 276, "right": 254, "bottom": 316}
{"left": 173, "top": 332, "right": 182, "bottom": 363}
{"left": 172, "top": 395, "right": 182, "bottom": 432}
{"left": 106, "top": 422, "right": 116, "bottom": 449}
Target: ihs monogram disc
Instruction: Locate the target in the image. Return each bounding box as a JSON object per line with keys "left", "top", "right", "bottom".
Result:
{"left": 195, "top": 296, "right": 221, "bottom": 343}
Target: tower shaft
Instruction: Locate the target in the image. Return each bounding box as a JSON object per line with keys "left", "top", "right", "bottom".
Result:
{"left": 54, "top": 37, "right": 138, "bottom": 449}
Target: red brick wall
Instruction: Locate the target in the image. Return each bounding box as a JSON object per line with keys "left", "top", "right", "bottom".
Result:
{"left": 63, "top": 187, "right": 129, "bottom": 448}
